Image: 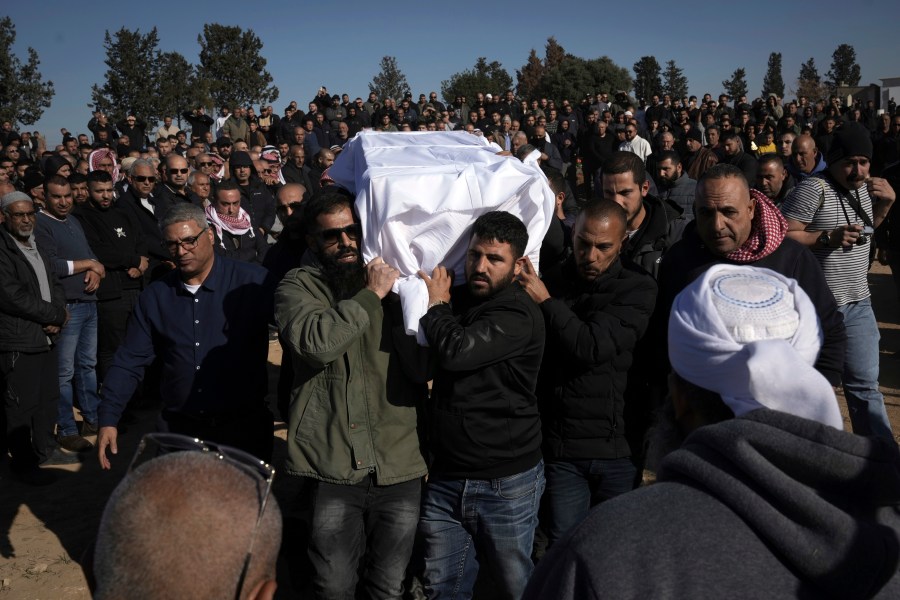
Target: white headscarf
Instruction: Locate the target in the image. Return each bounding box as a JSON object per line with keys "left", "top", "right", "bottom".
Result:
{"left": 669, "top": 265, "right": 842, "bottom": 429}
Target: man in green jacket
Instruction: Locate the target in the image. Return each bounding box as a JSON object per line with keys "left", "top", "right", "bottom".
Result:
{"left": 275, "top": 191, "right": 428, "bottom": 599}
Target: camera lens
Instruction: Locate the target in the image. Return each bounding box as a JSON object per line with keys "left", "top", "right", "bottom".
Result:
{"left": 856, "top": 235, "right": 868, "bottom": 246}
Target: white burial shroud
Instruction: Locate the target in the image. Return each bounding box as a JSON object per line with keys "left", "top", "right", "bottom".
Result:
{"left": 327, "top": 130, "right": 556, "bottom": 344}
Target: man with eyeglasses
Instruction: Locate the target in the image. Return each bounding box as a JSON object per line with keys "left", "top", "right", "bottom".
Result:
{"left": 0, "top": 191, "right": 74, "bottom": 485}
{"left": 154, "top": 154, "right": 193, "bottom": 211}
{"left": 275, "top": 192, "right": 427, "bottom": 599}
{"left": 97, "top": 202, "right": 276, "bottom": 466}
{"left": 93, "top": 435, "right": 283, "bottom": 600}
{"left": 618, "top": 123, "right": 652, "bottom": 164}
{"left": 117, "top": 158, "right": 175, "bottom": 281}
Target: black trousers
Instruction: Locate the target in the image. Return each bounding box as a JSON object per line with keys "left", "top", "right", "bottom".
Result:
{"left": 1, "top": 349, "right": 59, "bottom": 471}
{"left": 96, "top": 288, "right": 141, "bottom": 381}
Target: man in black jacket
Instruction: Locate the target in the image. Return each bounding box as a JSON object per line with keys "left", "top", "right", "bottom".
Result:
{"left": 0, "top": 192, "right": 72, "bottom": 484}
{"left": 519, "top": 200, "right": 657, "bottom": 545}
{"left": 418, "top": 211, "right": 545, "bottom": 600}
{"left": 229, "top": 151, "right": 275, "bottom": 237}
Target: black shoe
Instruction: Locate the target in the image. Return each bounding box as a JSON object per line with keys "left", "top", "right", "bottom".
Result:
{"left": 80, "top": 421, "right": 99, "bottom": 436}
{"left": 11, "top": 465, "right": 56, "bottom": 486}
{"left": 58, "top": 434, "right": 94, "bottom": 453}
{"left": 41, "top": 447, "right": 83, "bottom": 466}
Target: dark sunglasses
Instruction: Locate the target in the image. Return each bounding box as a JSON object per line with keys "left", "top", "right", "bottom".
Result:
{"left": 316, "top": 223, "right": 361, "bottom": 247}
{"left": 133, "top": 175, "right": 156, "bottom": 183}
{"left": 197, "top": 162, "right": 214, "bottom": 167}
{"left": 169, "top": 168, "right": 190, "bottom": 174}
{"left": 276, "top": 201, "right": 303, "bottom": 214}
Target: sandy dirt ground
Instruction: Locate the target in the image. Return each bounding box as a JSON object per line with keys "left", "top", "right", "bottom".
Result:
{"left": 1, "top": 265, "right": 898, "bottom": 599}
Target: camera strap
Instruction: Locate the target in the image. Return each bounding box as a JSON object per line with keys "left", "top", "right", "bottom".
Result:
{"left": 844, "top": 188, "right": 874, "bottom": 229}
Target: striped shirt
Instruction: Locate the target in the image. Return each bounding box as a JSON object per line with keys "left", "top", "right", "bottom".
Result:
{"left": 780, "top": 174, "right": 871, "bottom": 306}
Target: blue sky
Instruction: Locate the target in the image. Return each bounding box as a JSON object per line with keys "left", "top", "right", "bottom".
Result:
{"left": 5, "top": 1, "right": 900, "bottom": 146}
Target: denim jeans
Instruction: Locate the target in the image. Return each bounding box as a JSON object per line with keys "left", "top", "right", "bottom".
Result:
{"left": 543, "top": 457, "right": 635, "bottom": 545}
{"left": 56, "top": 302, "right": 101, "bottom": 436}
{"left": 307, "top": 476, "right": 421, "bottom": 600}
{"left": 838, "top": 298, "right": 893, "bottom": 439}
{"left": 420, "top": 460, "right": 545, "bottom": 600}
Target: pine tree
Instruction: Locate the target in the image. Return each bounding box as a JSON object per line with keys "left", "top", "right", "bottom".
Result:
{"left": 90, "top": 27, "right": 162, "bottom": 123}
{"left": 796, "top": 57, "right": 827, "bottom": 102}
{"left": 369, "top": 56, "right": 410, "bottom": 103}
{"left": 662, "top": 60, "right": 689, "bottom": 100}
{"left": 721, "top": 68, "right": 748, "bottom": 99}
{"left": 825, "top": 43, "right": 861, "bottom": 90}
{"left": 0, "top": 17, "right": 55, "bottom": 126}
{"left": 544, "top": 37, "right": 566, "bottom": 71}
{"left": 761, "top": 52, "right": 785, "bottom": 98}
{"left": 197, "top": 24, "right": 278, "bottom": 110}
{"left": 632, "top": 56, "right": 662, "bottom": 101}
{"left": 516, "top": 49, "right": 544, "bottom": 100}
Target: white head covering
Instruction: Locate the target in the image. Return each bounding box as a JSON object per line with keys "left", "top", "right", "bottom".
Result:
{"left": 669, "top": 265, "right": 842, "bottom": 429}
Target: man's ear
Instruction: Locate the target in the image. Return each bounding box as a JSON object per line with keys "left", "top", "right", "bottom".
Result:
{"left": 247, "top": 579, "right": 277, "bottom": 600}
{"left": 514, "top": 256, "right": 527, "bottom": 277}
{"left": 640, "top": 180, "right": 650, "bottom": 198}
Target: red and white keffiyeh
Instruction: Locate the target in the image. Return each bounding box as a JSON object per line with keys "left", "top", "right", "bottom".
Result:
{"left": 205, "top": 203, "right": 254, "bottom": 248}
{"left": 88, "top": 148, "right": 120, "bottom": 182}
{"left": 726, "top": 189, "right": 788, "bottom": 263}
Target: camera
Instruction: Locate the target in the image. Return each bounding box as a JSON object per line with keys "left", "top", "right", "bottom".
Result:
{"left": 857, "top": 226, "right": 875, "bottom": 246}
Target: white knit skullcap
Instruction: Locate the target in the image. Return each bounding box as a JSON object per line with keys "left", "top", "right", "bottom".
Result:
{"left": 669, "top": 265, "right": 842, "bottom": 429}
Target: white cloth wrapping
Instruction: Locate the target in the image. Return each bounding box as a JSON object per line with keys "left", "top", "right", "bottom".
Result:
{"left": 668, "top": 265, "right": 842, "bottom": 430}
{"left": 327, "top": 131, "right": 556, "bottom": 343}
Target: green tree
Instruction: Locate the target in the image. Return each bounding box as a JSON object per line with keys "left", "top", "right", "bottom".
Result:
{"left": 662, "top": 60, "right": 688, "bottom": 101}
{"left": 516, "top": 49, "right": 544, "bottom": 100}
{"left": 538, "top": 55, "right": 631, "bottom": 105}
{"left": 441, "top": 57, "right": 513, "bottom": 106}
{"left": 761, "top": 52, "right": 785, "bottom": 98}
{"left": 795, "top": 57, "right": 828, "bottom": 102}
{"left": 197, "top": 24, "right": 278, "bottom": 110}
{"left": 544, "top": 37, "right": 566, "bottom": 72}
{"left": 90, "top": 27, "right": 161, "bottom": 123}
{"left": 721, "top": 67, "right": 748, "bottom": 99}
{"left": 0, "top": 17, "right": 55, "bottom": 126}
{"left": 369, "top": 56, "right": 410, "bottom": 103}
{"left": 825, "top": 43, "right": 861, "bottom": 90}
{"left": 632, "top": 56, "right": 662, "bottom": 102}
{"left": 157, "top": 51, "right": 209, "bottom": 128}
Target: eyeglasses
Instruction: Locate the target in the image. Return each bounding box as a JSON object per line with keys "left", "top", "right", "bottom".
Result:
{"left": 132, "top": 175, "right": 156, "bottom": 183}
{"left": 198, "top": 162, "right": 214, "bottom": 167}
{"left": 169, "top": 168, "right": 190, "bottom": 174}
{"left": 162, "top": 228, "right": 208, "bottom": 252}
{"left": 8, "top": 210, "right": 36, "bottom": 219}
{"left": 128, "top": 432, "right": 274, "bottom": 600}
{"left": 276, "top": 201, "right": 303, "bottom": 214}
{"left": 316, "top": 223, "right": 361, "bottom": 247}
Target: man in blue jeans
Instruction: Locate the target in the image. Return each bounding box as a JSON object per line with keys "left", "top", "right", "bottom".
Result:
{"left": 419, "top": 211, "right": 546, "bottom": 599}
{"left": 34, "top": 175, "right": 105, "bottom": 452}
{"left": 782, "top": 123, "right": 895, "bottom": 439}
{"left": 518, "top": 201, "right": 657, "bottom": 545}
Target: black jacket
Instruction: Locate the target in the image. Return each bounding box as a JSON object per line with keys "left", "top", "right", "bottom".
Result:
{"left": 212, "top": 228, "right": 268, "bottom": 265}
{"left": 234, "top": 178, "right": 276, "bottom": 235}
{"left": 0, "top": 229, "right": 67, "bottom": 353}
{"left": 654, "top": 222, "right": 846, "bottom": 385}
{"left": 76, "top": 201, "right": 147, "bottom": 301}
{"left": 538, "top": 258, "right": 657, "bottom": 460}
{"left": 623, "top": 194, "right": 687, "bottom": 280}
{"left": 115, "top": 189, "right": 174, "bottom": 281}
{"left": 421, "top": 282, "right": 545, "bottom": 479}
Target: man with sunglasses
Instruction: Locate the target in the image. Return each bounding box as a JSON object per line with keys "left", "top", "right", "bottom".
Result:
{"left": 117, "top": 159, "right": 174, "bottom": 281}
{"left": 154, "top": 154, "right": 192, "bottom": 210}
{"left": 97, "top": 202, "right": 276, "bottom": 466}
{"left": 275, "top": 192, "right": 427, "bottom": 599}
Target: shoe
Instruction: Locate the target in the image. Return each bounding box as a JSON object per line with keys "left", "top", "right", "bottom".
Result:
{"left": 41, "top": 447, "right": 84, "bottom": 466}
{"left": 80, "top": 421, "right": 99, "bottom": 436}
{"left": 11, "top": 465, "right": 56, "bottom": 486}
{"left": 58, "top": 434, "right": 94, "bottom": 453}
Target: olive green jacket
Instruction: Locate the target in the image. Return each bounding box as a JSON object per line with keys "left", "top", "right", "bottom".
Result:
{"left": 275, "top": 264, "right": 428, "bottom": 484}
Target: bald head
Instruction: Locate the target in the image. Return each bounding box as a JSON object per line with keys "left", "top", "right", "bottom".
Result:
{"left": 791, "top": 135, "right": 818, "bottom": 174}
{"left": 94, "top": 451, "right": 282, "bottom": 600}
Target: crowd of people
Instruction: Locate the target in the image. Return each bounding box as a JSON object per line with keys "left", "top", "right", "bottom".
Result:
{"left": 2, "top": 83, "right": 900, "bottom": 599}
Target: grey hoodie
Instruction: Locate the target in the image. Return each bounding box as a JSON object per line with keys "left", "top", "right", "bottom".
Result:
{"left": 524, "top": 409, "right": 900, "bottom": 599}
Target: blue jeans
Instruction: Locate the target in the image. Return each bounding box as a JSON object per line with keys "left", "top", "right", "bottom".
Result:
{"left": 544, "top": 457, "right": 635, "bottom": 545}
{"left": 56, "top": 302, "right": 100, "bottom": 436}
{"left": 307, "top": 476, "right": 421, "bottom": 600}
{"left": 838, "top": 298, "right": 893, "bottom": 439}
{"left": 420, "top": 460, "right": 545, "bottom": 600}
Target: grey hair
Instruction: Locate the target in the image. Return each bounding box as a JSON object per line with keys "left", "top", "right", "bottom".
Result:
{"left": 129, "top": 158, "right": 155, "bottom": 176}
{"left": 159, "top": 202, "right": 208, "bottom": 232}
{"left": 187, "top": 170, "right": 208, "bottom": 187}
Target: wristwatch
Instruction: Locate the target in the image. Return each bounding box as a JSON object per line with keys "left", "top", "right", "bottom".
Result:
{"left": 818, "top": 231, "right": 830, "bottom": 247}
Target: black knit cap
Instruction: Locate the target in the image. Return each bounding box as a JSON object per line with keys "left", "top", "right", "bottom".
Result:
{"left": 827, "top": 122, "right": 872, "bottom": 164}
